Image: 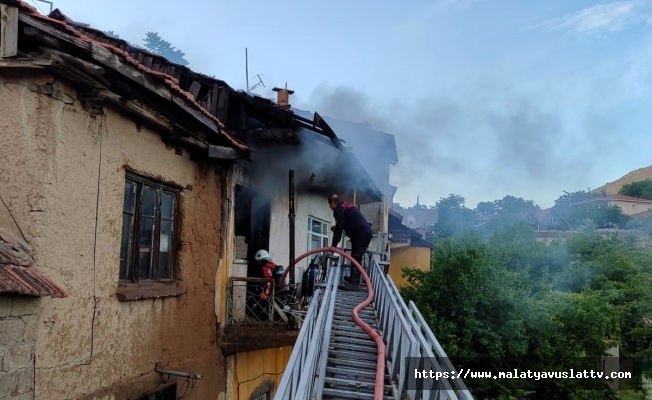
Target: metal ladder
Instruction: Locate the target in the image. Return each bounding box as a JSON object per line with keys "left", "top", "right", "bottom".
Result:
{"left": 274, "top": 247, "right": 474, "bottom": 400}
{"left": 322, "top": 287, "right": 395, "bottom": 399}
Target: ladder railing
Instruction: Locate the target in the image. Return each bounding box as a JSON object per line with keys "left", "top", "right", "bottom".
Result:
{"left": 373, "top": 259, "right": 474, "bottom": 400}
{"left": 275, "top": 248, "right": 474, "bottom": 400}
{"left": 274, "top": 263, "right": 341, "bottom": 400}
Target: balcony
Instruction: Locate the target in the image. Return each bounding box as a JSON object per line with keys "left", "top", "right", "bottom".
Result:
{"left": 220, "top": 277, "right": 300, "bottom": 355}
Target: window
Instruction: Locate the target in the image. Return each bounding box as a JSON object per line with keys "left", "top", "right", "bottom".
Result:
{"left": 307, "top": 216, "right": 329, "bottom": 252}
{"left": 118, "top": 173, "right": 181, "bottom": 299}
{"left": 250, "top": 392, "right": 269, "bottom": 400}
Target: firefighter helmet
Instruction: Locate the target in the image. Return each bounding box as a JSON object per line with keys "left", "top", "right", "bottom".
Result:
{"left": 255, "top": 249, "right": 272, "bottom": 261}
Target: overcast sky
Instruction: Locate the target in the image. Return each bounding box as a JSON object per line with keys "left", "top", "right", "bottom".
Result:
{"left": 34, "top": 0, "right": 652, "bottom": 209}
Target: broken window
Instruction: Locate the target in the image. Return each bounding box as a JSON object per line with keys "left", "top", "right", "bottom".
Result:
{"left": 120, "top": 173, "right": 179, "bottom": 283}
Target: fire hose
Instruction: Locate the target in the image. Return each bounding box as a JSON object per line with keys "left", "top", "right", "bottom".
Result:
{"left": 280, "top": 246, "right": 385, "bottom": 400}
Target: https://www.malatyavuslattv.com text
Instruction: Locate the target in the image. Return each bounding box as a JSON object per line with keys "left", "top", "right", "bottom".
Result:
{"left": 414, "top": 368, "right": 632, "bottom": 381}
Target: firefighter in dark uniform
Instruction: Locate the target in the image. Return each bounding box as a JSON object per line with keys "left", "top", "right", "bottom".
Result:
{"left": 328, "top": 194, "right": 373, "bottom": 286}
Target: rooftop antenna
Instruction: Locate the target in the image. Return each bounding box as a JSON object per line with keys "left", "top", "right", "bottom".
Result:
{"left": 32, "top": 0, "right": 53, "bottom": 12}
{"left": 249, "top": 74, "right": 265, "bottom": 91}
{"left": 245, "top": 48, "right": 265, "bottom": 93}
{"left": 32, "top": 0, "right": 53, "bottom": 13}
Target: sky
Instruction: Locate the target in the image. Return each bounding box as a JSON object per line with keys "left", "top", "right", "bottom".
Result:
{"left": 31, "top": 0, "right": 652, "bottom": 209}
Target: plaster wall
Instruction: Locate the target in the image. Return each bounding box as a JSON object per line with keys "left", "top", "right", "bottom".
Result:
{"left": 226, "top": 346, "right": 292, "bottom": 400}
{"left": 387, "top": 246, "right": 431, "bottom": 288}
{"left": 0, "top": 71, "right": 227, "bottom": 399}
{"left": 0, "top": 296, "right": 39, "bottom": 400}
{"left": 269, "top": 190, "right": 333, "bottom": 272}
{"left": 609, "top": 200, "right": 652, "bottom": 216}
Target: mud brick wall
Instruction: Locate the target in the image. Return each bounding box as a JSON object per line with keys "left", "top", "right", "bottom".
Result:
{"left": 0, "top": 297, "right": 37, "bottom": 400}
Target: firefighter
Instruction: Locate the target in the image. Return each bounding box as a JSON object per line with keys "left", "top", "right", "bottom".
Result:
{"left": 253, "top": 249, "right": 276, "bottom": 299}
{"left": 328, "top": 194, "right": 373, "bottom": 288}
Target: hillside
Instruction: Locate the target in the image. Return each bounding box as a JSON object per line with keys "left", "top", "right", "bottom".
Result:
{"left": 593, "top": 165, "right": 652, "bottom": 195}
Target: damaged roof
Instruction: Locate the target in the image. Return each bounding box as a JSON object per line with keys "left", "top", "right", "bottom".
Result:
{"left": 0, "top": 227, "right": 67, "bottom": 298}
{"left": 1, "top": 0, "right": 249, "bottom": 153}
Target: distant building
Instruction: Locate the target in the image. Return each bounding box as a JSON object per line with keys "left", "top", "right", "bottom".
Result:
{"left": 391, "top": 203, "right": 438, "bottom": 233}
{"left": 387, "top": 209, "right": 434, "bottom": 288}
{"left": 572, "top": 194, "right": 652, "bottom": 216}
{"left": 535, "top": 208, "right": 572, "bottom": 230}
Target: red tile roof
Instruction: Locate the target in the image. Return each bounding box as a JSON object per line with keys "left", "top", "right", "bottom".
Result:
{"left": 3, "top": 0, "right": 249, "bottom": 151}
{"left": 598, "top": 194, "right": 652, "bottom": 203}
{"left": 572, "top": 194, "right": 652, "bottom": 206}
{"left": 0, "top": 228, "right": 68, "bottom": 298}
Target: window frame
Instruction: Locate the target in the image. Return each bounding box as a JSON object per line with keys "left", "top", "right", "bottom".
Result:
{"left": 117, "top": 171, "right": 184, "bottom": 301}
{"left": 307, "top": 216, "right": 329, "bottom": 253}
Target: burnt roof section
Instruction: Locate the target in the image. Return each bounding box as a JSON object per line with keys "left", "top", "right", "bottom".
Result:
{"left": 2, "top": 0, "right": 250, "bottom": 154}
{"left": 0, "top": 228, "right": 68, "bottom": 298}
{"left": 292, "top": 111, "right": 383, "bottom": 202}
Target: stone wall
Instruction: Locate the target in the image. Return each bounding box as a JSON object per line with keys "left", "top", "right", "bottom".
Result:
{"left": 0, "top": 296, "right": 38, "bottom": 400}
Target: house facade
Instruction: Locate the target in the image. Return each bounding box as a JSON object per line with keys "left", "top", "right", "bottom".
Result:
{"left": 573, "top": 194, "right": 652, "bottom": 216}
{"left": 218, "top": 93, "right": 383, "bottom": 399}
{"left": 0, "top": 3, "right": 386, "bottom": 399}
{"left": 1, "top": 2, "right": 245, "bottom": 399}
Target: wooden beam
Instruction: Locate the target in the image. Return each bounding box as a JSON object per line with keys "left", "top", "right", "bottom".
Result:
{"left": 1, "top": 5, "right": 18, "bottom": 58}
{"left": 0, "top": 57, "right": 54, "bottom": 68}
{"left": 208, "top": 83, "right": 219, "bottom": 116}
{"left": 208, "top": 144, "right": 248, "bottom": 161}
{"left": 216, "top": 86, "right": 230, "bottom": 123}
{"left": 188, "top": 80, "right": 201, "bottom": 98}
{"left": 41, "top": 46, "right": 106, "bottom": 75}
{"left": 100, "top": 90, "right": 174, "bottom": 132}
{"left": 19, "top": 13, "right": 92, "bottom": 51}
{"left": 24, "top": 26, "right": 61, "bottom": 49}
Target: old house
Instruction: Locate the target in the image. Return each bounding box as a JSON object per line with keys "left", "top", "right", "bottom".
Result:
{"left": 0, "top": 2, "right": 386, "bottom": 399}
{"left": 218, "top": 91, "right": 383, "bottom": 399}
{"left": 572, "top": 194, "right": 652, "bottom": 216}
{"left": 0, "top": 2, "right": 256, "bottom": 399}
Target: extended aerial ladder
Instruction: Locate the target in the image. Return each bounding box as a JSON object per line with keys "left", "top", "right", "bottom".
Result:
{"left": 274, "top": 244, "right": 474, "bottom": 400}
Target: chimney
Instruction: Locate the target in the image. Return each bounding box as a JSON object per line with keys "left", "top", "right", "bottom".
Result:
{"left": 273, "top": 86, "right": 294, "bottom": 110}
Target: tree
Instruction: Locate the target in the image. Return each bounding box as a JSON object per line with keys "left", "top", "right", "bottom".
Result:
{"left": 400, "top": 230, "right": 620, "bottom": 399}
{"left": 433, "top": 194, "right": 475, "bottom": 238}
{"left": 619, "top": 180, "right": 652, "bottom": 200}
{"left": 143, "top": 32, "right": 189, "bottom": 66}
{"left": 493, "top": 195, "right": 540, "bottom": 215}
{"left": 477, "top": 196, "right": 539, "bottom": 217}
{"left": 105, "top": 30, "right": 120, "bottom": 39}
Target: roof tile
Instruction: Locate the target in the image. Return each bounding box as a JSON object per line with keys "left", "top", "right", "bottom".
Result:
{"left": 0, "top": 228, "right": 67, "bottom": 298}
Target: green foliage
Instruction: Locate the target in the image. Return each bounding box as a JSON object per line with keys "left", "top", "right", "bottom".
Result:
{"left": 476, "top": 195, "right": 540, "bottom": 217}
{"left": 433, "top": 194, "right": 475, "bottom": 238}
{"left": 619, "top": 180, "right": 652, "bottom": 200}
{"left": 400, "top": 229, "right": 652, "bottom": 399}
{"left": 143, "top": 32, "right": 189, "bottom": 66}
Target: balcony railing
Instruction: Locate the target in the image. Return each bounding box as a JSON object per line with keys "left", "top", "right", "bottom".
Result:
{"left": 226, "top": 277, "right": 285, "bottom": 325}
